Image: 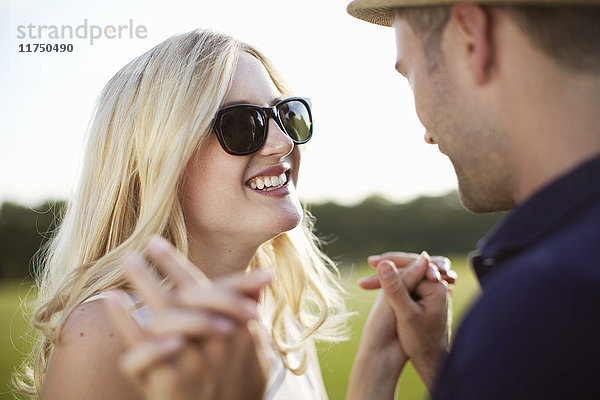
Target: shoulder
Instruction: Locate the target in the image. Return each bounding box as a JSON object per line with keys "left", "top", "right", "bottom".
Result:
{"left": 41, "top": 293, "right": 142, "bottom": 400}
{"left": 60, "top": 293, "right": 117, "bottom": 342}
{"left": 435, "top": 256, "right": 600, "bottom": 399}
{"left": 465, "top": 246, "right": 600, "bottom": 353}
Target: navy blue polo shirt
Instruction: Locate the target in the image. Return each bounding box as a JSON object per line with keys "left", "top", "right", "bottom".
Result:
{"left": 431, "top": 154, "right": 600, "bottom": 400}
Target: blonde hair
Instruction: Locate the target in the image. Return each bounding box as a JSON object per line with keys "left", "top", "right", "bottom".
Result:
{"left": 14, "top": 28, "right": 348, "bottom": 398}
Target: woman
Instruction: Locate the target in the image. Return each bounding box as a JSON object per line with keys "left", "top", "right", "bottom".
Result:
{"left": 14, "top": 28, "right": 349, "bottom": 399}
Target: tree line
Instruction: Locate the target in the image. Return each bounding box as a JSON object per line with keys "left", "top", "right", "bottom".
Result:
{"left": 308, "top": 192, "right": 503, "bottom": 264}
{"left": 0, "top": 192, "right": 503, "bottom": 280}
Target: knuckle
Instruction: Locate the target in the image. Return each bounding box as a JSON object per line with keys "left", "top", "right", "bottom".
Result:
{"left": 383, "top": 279, "right": 405, "bottom": 297}
{"left": 382, "top": 251, "right": 414, "bottom": 261}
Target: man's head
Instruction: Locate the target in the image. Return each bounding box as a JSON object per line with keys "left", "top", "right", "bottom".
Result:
{"left": 348, "top": 1, "right": 600, "bottom": 213}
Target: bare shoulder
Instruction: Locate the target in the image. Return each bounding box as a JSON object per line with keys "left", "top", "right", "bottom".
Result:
{"left": 41, "top": 295, "right": 141, "bottom": 400}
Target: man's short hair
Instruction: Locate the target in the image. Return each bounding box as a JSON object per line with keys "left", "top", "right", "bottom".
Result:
{"left": 402, "top": 6, "right": 451, "bottom": 71}
{"left": 403, "top": 5, "right": 600, "bottom": 74}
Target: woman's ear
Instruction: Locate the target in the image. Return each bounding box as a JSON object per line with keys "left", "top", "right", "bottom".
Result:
{"left": 451, "top": 4, "right": 493, "bottom": 84}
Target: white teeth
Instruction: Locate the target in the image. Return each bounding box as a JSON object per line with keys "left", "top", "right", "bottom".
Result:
{"left": 248, "top": 173, "right": 288, "bottom": 191}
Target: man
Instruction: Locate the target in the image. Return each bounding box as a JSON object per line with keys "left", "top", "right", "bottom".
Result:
{"left": 346, "top": 1, "right": 600, "bottom": 399}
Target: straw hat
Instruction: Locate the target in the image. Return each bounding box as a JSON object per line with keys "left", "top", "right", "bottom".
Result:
{"left": 347, "top": 0, "right": 600, "bottom": 27}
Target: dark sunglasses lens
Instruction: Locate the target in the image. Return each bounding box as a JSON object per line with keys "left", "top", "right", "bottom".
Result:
{"left": 279, "top": 100, "right": 312, "bottom": 142}
{"left": 219, "top": 109, "right": 265, "bottom": 154}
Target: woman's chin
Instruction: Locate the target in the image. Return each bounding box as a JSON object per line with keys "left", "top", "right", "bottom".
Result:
{"left": 281, "top": 212, "right": 303, "bottom": 233}
{"left": 258, "top": 209, "right": 303, "bottom": 242}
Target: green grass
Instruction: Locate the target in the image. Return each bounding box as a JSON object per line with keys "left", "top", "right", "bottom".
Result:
{"left": 0, "top": 257, "right": 480, "bottom": 400}
{"left": 0, "top": 280, "right": 36, "bottom": 400}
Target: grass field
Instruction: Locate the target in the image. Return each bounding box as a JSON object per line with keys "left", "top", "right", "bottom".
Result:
{"left": 0, "top": 280, "right": 36, "bottom": 400}
{"left": 0, "top": 257, "right": 480, "bottom": 400}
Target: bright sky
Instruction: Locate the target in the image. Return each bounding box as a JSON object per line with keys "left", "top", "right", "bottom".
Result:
{"left": 0, "top": 0, "right": 458, "bottom": 207}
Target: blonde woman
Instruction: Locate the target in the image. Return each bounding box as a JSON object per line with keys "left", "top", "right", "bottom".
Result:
{"left": 14, "top": 29, "right": 349, "bottom": 399}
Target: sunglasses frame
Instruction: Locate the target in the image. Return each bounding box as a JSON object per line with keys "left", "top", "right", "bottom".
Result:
{"left": 213, "top": 97, "right": 313, "bottom": 156}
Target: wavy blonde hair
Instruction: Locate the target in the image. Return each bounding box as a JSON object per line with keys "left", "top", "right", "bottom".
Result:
{"left": 14, "top": 28, "right": 348, "bottom": 398}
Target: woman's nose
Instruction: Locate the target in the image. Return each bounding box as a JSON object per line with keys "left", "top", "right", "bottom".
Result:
{"left": 258, "top": 118, "right": 294, "bottom": 158}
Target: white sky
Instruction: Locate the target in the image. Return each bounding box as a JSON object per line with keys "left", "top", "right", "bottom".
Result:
{"left": 0, "top": 0, "right": 457, "bottom": 207}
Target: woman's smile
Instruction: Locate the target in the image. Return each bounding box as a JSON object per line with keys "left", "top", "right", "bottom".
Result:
{"left": 246, "top": 163, "right": 291, "bottom": 196}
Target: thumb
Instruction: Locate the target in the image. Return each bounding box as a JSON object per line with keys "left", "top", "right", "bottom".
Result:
{"left": 402, "top": 251, "right": 431, "bottom": 292}
{"left": 377, "top": 252, "right": 430, "bottom": 313}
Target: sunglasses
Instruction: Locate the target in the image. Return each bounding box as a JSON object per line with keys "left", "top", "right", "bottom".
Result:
{"left": 213, "top": 97, "right": 313, "bottom": 155}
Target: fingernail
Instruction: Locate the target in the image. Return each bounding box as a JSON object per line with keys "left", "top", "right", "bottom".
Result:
{"left": 148, "top": 235, "right": 168, "bottom": 250}
{"left": 378, "top": 261, "right": 394, "bottom": 278}
{"left": 252, "top": 269, "right": 273, "bottom": 281}
{"left": 417, "top": 251, "right": 430, "bottom": 266}
{"left": 432, "top": 266, "right": 441, "bottom": 281}
{"left": 123, "top": 252, "right": 145, "bottom": 269}
{"left": 367, "top": 255, "right": 380, "bottom": 262}
{"left": 148, "top": 235, "right": 161, "bottom": 244}
{"left": 447, "top": 270, "right": 458, "bottom": 280}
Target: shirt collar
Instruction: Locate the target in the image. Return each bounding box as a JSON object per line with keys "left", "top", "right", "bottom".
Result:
{"left": 472, "top": 154, "right": 600, "bottom": 283}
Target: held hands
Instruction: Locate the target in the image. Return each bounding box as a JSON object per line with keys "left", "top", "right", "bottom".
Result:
{"left": 350, "top": 252, "right": 455, "bottom": 398}
{"left": 105, "top": 236, "right": 272, "bottom": 400}
{"left": 377, "top": 253, "right": 452, "bottom": 390}
{"left": 359, "top": 252, "right": 457, "bottom": 289}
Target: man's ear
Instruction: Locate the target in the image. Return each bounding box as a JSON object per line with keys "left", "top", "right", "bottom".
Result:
{"left": 451, "top": 4, "right": 493, "bottom": 84}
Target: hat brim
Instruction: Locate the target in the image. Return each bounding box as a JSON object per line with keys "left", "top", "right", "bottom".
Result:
{"left": 347, "top": 0, "right": 455, "bottom": 27}
{"left": 347, "top": 0, "right": 600, "bottom": 27}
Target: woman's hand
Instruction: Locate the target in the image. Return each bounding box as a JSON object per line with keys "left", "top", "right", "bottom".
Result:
{"left": 347, "top": 291, "right": 406, "bottom": 400}
{"left": 359, "top": 251, "right": 457, "bottom": 289}
{"left": 105, "top": 236, "right": 273, "bottom": 400}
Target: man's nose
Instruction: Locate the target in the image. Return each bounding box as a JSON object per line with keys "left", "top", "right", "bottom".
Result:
{"left": 424, "top": 132, "right": 437, "bottom": 145}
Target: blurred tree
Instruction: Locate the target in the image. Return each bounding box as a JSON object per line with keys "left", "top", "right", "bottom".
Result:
{"left": 0, "top": 201, "right": 66, "bottom": 280}
{"left": 0, "top": 192, "right": 503, "bottom": 280}
{"left": 308, "top": 191, "right": 503, "bottom": 264}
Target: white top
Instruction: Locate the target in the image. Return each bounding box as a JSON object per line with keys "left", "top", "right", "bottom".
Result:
{"left": 84, "top": 291, "right": 326, "bottom": 400}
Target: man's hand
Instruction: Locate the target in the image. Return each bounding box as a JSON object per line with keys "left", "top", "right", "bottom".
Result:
{"left": 377, "top": 253, "right": 451, "bottom": 391}
{"left": 349, "top": 252, "right": 453, "bottom": 399}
